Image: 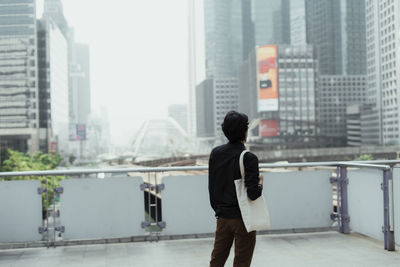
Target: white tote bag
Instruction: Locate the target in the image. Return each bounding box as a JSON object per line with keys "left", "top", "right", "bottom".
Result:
{"left": 234, "top": 150, "right": 270, "bottom": 232}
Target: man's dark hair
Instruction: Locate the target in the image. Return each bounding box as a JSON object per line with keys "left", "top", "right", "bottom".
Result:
{"left": 221, "top": 111, "right": 249, "bottom": 143}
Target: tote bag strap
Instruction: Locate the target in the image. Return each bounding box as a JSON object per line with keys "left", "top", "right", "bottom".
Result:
{"left": 239, "top": 150, "right": 249, "bottom": 179}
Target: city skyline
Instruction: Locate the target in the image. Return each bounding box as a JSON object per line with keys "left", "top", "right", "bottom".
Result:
{"left": 36, "top": 0, "right": 202, "bottom": 146}
{"left": 1, "top": 0, "right": 400, "bottom": 154}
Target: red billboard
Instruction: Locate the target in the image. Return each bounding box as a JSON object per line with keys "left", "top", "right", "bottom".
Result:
{"left": 259, "top": 120, "right": 279, "bottom": 137}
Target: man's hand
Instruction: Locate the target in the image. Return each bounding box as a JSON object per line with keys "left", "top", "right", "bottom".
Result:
{"left": 259, "top": 175, "right": 263, "bottom": 186}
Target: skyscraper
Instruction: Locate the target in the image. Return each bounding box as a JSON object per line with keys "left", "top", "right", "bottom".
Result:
{"left": 187, "top": 0, "right": 197, "bottom": 138}
{"left": 241, "top": 0, "right": 255, "bottom": 60}
{"left": 71, "top": 43, "right": 91, "bottom": 125}
{"left": 0, "top": 0, "right": 39, "bottom": 153}
{"left": 43, "top": 0, "right": 91, "bottom": 153}
{"left": 204, "top": 0, "right": 245, "bottom": 78}
{"left": 305, "top": 0, "right": 367, "bottom": 75}
{"left": 43, "top": 0, "right": 68, "bottom": 37}
{"left": 318, "top": 75, "right": 367, "bottom": 141}
{"left": 37, "top": 18, "right": 69, "bottom": 155}
{"left": 200, "top": 0, "right": 254, "bottom": 142}
{"left": 363, "top": 0, "right": 400, "bottom": 145}
{"left": 252, "top": 0, "right": 290, "bottom": 46}
{"left": 290, "top": 0, "right": 307, "bottom": 45}
{"left": 196, "top": 77, "right": 238, "bottom": 141}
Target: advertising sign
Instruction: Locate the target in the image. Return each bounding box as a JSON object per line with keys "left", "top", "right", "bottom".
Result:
{"left": 50, "top": 141, "right": 57, "bottom": 152}
{"left": 76, "top": 124, "right": 86, "bottom": 141}
{"left": 259, "top": 120, "right": 279, "bottom": 137}
{"left": 69, "top": 124, "right": 87, "bottom": 141}
{"left": 257, "top": 45, "right": 278, "bottom": 112}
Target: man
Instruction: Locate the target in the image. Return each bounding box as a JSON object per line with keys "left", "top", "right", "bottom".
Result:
{"left": 209, "top": 111, "right": 263, "bottom": 267}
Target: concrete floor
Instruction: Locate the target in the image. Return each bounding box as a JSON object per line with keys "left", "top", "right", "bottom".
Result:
{"left": 1, "top": 232, "right": 400, "bottom": 267}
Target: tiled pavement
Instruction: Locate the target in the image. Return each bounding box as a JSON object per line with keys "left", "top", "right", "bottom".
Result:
{"left": 1, "top": 232, "right": 400, "bottom": 267}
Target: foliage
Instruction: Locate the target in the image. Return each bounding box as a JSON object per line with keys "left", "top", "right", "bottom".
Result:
{"left": 0, "top": 149, "right": 64, "bottom": 217}
{"left": 0, "top": 149, "right": 62, "bottom": 172}
{"left": 354, "top": 154, "right": 373, "bottom": 161}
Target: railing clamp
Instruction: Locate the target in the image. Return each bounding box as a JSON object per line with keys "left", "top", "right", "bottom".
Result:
{"left": 54, "top": 187, "right": 63, "bottom": 194}
{"left": 140, "top": 183, "right": 150, "bottom": 191}
{"left": 329, "top": 177, "right": 337, "bottom": 184}
{"left": 341, "top": 178, "right": 349, "bottom": 185}
{"left": 157, "top": 221, "right": 166, "bottom": 228}
{"left": 156, "top": 183, "right": 165, "bottom": 191}
{"left": 38, "top": 226, "right": 48, "bottom": 234}
{"left": 342, "top": 215, "right": 350, "bottom": 223}
{"left": 55, "top": 226, "right": 65, "bottom": 233}
{"left": 141, "top": 221, "right": 151, "bottom": 228}
{"left": 37, "top": 187, "right": 47, "bottom": 194}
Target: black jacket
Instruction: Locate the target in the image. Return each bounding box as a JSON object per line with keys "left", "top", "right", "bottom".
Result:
{"left": 208, "top": 142, "right": 262, "bottom": 219}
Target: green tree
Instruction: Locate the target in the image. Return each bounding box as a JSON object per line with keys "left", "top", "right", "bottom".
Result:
{"left": 0, "top": 149, "right": 64, "bottom": 217}
{"left": 354, "top": 154, "right": 373, "bottom": 161}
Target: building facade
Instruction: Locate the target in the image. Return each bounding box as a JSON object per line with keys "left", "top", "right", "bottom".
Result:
{"left": 318, "top": 75, "right": 367, "bottom": 141}
{"left": 196, "top": 78, "right": 238, "bottom": 141}
{"left": 213, "top": 78, "right": 239, "bottom": 140}
{"left": 305, "top": 0, "right": 367, "bottom": 75}
{"left": 43, "top": 0, "right": 68, "bottom": 37}
{"left": 239, "top": 45, "right": 320, "bottom": 149}
{"left": 200, "top": 0, "right": 253, "bottom": 142}
{"left": 346, "top": 104, "right": 362, "bottom": 147}
{"left": 252, "top": 0, "right": 290, "bottom": 46}
{"left": 196, "top": 79, "right": 214, "bottom": 138}
{"left": 290, "top": 0, "right": 307, "bottom": 45}
{"left": 37, "top": 19, "right": 69, "bottom": 155}
{"left": 187, "top": 0, "right": 197, "bottom": 138}
{"left": 363, "top": 0, "right": 400, "bottom": 145}
{"left": 70, "top": 43, "right": 91, "bottom": 125}
{"left": 0, "top": 0, "right": 39, "bottom": 153}
{"left": 204, "top": 0, "right": 254, "bottom": 78}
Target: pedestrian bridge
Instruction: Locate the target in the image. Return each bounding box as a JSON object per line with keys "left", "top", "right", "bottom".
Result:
{"left": 1, "top": 160, "right": 400, "bottom": 266}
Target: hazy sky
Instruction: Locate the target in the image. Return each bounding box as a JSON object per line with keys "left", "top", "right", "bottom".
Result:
{"left": 37, "top": 0, "right": 204, "bottom": 146}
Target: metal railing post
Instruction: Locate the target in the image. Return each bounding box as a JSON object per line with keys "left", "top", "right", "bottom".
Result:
{"left": 336, "top": 166, "right": 342, "bottom": 231}
{"left": 52, "top": 176, "right": 56, "bottom": 247}
{"left": 339, "top": 166, "right": 350, "bottom": 234}
{"left": 383, "top": 169, "right": 395, "bottom": 251}
{"left": 154, "top": 172, "right": 159, "bottom": 241}
{"left": 147, "top": 173, "right": 152, "bottom": 238}
{"left": 46, "top": 176, "right": 50, "bottom": 248}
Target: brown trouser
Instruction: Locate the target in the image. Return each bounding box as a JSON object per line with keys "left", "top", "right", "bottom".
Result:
{"left": 210, "top": 217, "right": 256, "bottom": 267}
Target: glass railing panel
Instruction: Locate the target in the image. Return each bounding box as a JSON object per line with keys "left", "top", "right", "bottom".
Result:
{"left": 262, "top": 170, "right": 334, "bottom": 230}
{"left": 0, "top": 180, "right": 42, "bottom": 242}
{"left": 59, "top": 176, "right": 145, "bottom": 240}
{"left": 162, "top": 175, "right": 215, "bottom": 235}
{"left": 348, "top": 169, "right": 383, "bottom": 241}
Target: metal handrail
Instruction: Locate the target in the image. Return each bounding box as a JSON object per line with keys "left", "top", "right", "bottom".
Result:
{"left": 0, "top": 160, "right": 398, "bottom": 177}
